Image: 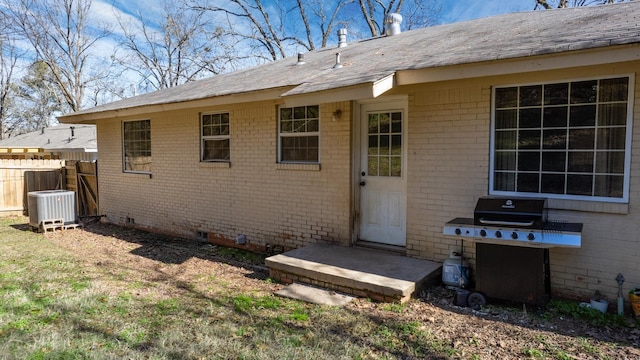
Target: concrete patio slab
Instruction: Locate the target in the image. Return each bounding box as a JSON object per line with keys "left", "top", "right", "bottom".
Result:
{"left": 266, "top": 244, "right": 442, "bottom": 303}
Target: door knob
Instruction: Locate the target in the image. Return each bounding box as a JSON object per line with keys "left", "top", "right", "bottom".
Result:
{"left": 360, "top": 181, "right": 366, "bottom": 186}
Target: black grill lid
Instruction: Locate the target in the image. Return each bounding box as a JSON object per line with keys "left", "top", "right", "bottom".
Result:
{"left": 474, "top": 196, "right": 547, "bottom": 228}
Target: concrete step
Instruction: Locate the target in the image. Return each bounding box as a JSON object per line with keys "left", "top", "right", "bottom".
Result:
{"left": 266, "top": 244, "right": 442, "bottom": 303}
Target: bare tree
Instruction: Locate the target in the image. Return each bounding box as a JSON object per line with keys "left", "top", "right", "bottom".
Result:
{"left": 4, "top": 0, "right": 111, "bottom": 112}
{"left": 0, "top": 40, "right": 20, "bottom": 139}
{"left": 115, "top": 2, "right": 230, "bottom": 92}
{"left": 187, "top": 0, "right": 355, "bottom": 61}
{"left": 534, "top": 0, "right": 628, "bottom": 9}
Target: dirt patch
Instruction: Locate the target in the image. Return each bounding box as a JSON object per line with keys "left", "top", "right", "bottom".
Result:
{"left": 46, "top": 222, "right": 640, "bottom": 359}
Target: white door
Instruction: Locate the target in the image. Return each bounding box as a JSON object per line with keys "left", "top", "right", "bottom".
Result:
{"left": 358, "top": 101, "right": 407, "bottom": 246}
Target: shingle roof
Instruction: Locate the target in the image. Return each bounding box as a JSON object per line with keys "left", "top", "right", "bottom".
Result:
{"left": 60, "top": 2, "right": 640, "bottom": 120}
{"left": 0, "top": 124, "right": 97, "bottom": 152}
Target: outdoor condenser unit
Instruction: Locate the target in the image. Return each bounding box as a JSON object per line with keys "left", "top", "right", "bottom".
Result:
{"left": 28, "top": 190, "right": 77, "bottom": 227}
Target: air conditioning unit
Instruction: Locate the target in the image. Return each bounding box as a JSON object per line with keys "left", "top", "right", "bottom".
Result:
{"left": 28, "top": 190, "right": 77, "bottom": 228}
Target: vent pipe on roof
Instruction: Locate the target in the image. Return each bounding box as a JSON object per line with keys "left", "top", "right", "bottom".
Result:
{"left": 384, "top": 13, "right": 403, "bottom": 36}
{"left": 337, "top": 28, "right": 347, "bottom": 48}
{"left": 41, "top": 128, "right": 45, "bottom": 135}
{"left": 70, "top": 126, "right": 75, "bottom": 138}
{"left": 296, "top": 53, "right": 306, "bottom": 65}
{"left": 333, "top": 53, "right": 343, "bottom": 69}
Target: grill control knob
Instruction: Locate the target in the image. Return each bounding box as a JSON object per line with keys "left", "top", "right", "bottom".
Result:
{"left": 527, "top": 233, "right": 535, "bottom": 241}
{"left": 480, "top": 229, "right": 487, "bottom": 237}
{"left": 455, "top": 228, "right": 461, "bottom": 235}
{"left": 511, "top": 232, "right": 518, "bottom": 239}
{"left": 495, "top": 231, "right": 502, "bottom": 238}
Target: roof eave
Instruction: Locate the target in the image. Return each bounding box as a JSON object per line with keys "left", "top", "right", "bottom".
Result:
{"left": 396, "top": 43, "right": 640, "bottom": 85}
{"left": 58, "top": 86, "right": 296, "bottom": 124}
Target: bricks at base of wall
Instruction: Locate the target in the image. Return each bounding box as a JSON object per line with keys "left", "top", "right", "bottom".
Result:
{"left": 208, "top": 232, "right": 267, "bottom": 253}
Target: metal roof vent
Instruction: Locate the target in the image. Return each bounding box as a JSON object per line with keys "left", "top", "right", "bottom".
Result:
{"left": 333, "top": 53, "right": 343, "bottom": 69}
{"left": 296, "top": 53, "right": 306, "bottom": 65}
{"left": 337, "top": 28, "right": 347, "bottom": 48}
{"left": 384, "top": 13, "right": 403, "bottom": 36}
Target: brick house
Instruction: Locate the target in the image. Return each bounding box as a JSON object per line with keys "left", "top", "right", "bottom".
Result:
{"left": 59, "top": 3, "right": 640, "bottom": 302}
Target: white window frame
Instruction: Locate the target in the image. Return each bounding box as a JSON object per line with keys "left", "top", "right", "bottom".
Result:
{"left": 277, "top": 105, "right": 320, "bottom": 164}
{"left": 489, "top": 74, "right": 634, "bottom": 203}
{"left": 122, "top": 119, "right": 151, "bottom": 174}
{"left": 200, "top": 112, "right": 230, "bottom": 162}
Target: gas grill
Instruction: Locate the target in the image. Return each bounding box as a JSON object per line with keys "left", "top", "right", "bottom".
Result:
{"left": 442, "top": 196, "right": 583, "bottom": 306}
{"left": 443, "top": 196, "right": 582, "bottom": 248}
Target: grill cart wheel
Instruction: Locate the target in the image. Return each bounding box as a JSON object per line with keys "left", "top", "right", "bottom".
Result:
{"left": 468, "top": 292, "right": 486, "bottom": 310}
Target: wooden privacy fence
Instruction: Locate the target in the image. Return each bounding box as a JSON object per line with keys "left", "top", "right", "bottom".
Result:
{"left": 0, "top": 159, "right": 64, "bottom": 213}
{"left": 64, "top": 160, "right": 99, "bottom": 217}
{"left": 0, "top": 159, "right": 99, "bottom": 217}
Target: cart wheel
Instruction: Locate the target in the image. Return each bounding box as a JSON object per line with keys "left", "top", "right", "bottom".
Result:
{"left": 467, "top": 292, "right": 486, "bottom": 310}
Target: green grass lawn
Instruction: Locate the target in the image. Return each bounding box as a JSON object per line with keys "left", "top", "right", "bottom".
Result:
{"left": 0, "top": 217, "right": 451, "bottom": 360}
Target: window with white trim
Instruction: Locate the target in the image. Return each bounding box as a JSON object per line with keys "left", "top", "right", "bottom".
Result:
{"left": 491, "top": 76, "right": 632, "bottom": 202}
{"left": 201, "top": 112, "right": 230, "bottom": 162}
{"left": 278, "top": 105, "right": 319, "bottom": 163}
{"left": 123, "top": 119, "right": 151, "bottom": 173}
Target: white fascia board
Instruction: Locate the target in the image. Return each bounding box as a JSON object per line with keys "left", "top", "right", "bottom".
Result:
{"left": 58, "top": 87, "right": 292, "bottom": 124}
{"left": 283, "top": 75, "right": 395, "bottom": 107}
{"left": 396, "top": 44, "right": 640, "bottom": 85}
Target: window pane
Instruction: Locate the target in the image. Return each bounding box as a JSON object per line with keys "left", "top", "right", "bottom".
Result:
{"left": 520, "top": 85, "right": 542, "bottom": 107}
{"left": 379, "top": 113, "right": 390, "bottom": 133}
{"left": 495, "top": 130, "right": 516, "bottom": 150}
{"left": 598, "top": 103, "right": 627, "bottom": 126}
{"left": 280, "top": 135, "right": 319, "bottom": 162}
{"left": 542, "top": 152, "right": 565, "bottom": 172}
{"left": 518, "top": 130, "right": 540, "bottom": 149}
{"left": 496, "top": 109, "right": 517, "bottom": 129}
{"left": 517, "top": 173, "right": 539, "bottom": 193}
{"left": 541, "top": 174, "right": 565, "bottom": 194}
{"left": 519, "top": 108, "right": 541, "bottom": 128}
{"left": 368, "top": 156, "right": 378, "bottom": 176}
{"left": 494, "top": 171, "right": 515, "bottom": 191}
{"left": 597, "top": 127, "right": 626, "bottom": 150}
{"left": 543, "top": 129, "right": 566, "bottom": 149}
{"left": 307, "top": 119, "right": 319, "bottom": 132}
{"left": 543, "top": 107, "right": 567, "bottom": 127}
{"left": 594, "top": 175, "right": 623, "bottom": 198}
{"left": 369, "top": 114, "right": 379, "bottom": 134}
{"left": 544, "top": 83, "right": 568, "bottom": 105}
{"left": 368, "top": 135, "right": 378, "bottom": 155}
{"left": 596, "top": 151, "right": 625, "bottom": 174}
{"left": 280, "top": 108, "right": 292, "bottom": 120}
{"left": 569, "top": 105, "right": 596, "bottom": 127}
{"left": 391, "top": 135, "right": 402, "bottom": 155}
{"left": 306, "top": 105, "right": 319, "bottom": 118}
{"left": 568, "top": 152, "right": 594, "bottom": 173}
{"left": 379, "top": 135, "right": 389, "bottom": 155}
{"left": 571, "top": 80, "right": 597, "bottom": 104}
{"left": 599, "top": 77, "right": 628, "bottom": 102}
{"left": 567, "top": 174, "right": 593, "bottom": 195}
{"left": 281, "top": 120, "right": 292, "bottom": 133}
{"left": 379, "top": 156, "right": 390, "bottom": 177}
{"left": 294, "top": 107, "right": 306, "bottom": 119}
{"left": 495, "top": 152, "right": 516, "bottom": 171}
{"left": 495, "top": 87, "right": 517, "bottom": 108}
{"left": 568, "top": 129, "right": 595, "bottom": 149}
{"left": 390, "top": 156, "right": 401, "bottom": 177}
{"left": 518, "top": 152, "right": 540, "bottom": 171}
{"left": 391, "top": 112, "right": 402, "bottom": 132}
{"left": 203, "top": 139, "right": 230, "bottom": 161}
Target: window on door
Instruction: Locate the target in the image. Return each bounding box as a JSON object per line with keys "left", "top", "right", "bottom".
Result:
{"left": 491, "top": 76, "right": 632, "bottom": 202}
{"left": 367, "top": 111, "right": 402, "bottom": 177}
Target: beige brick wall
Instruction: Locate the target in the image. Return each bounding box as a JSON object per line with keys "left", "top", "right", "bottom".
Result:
{"left": 97, "top": 100, "right": 352, "bottom": 251}
{"left": 405, "top": 61, "right": 640, "bottom": 301}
